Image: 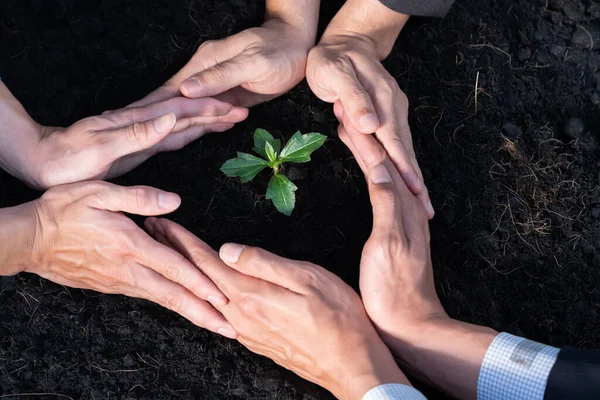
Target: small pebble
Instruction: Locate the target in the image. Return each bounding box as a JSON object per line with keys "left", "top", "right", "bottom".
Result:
{"left": 564, "top": 117, "right": 585, "bottom": 138}
{"left": 502, "top": 122, "right": 523, "bottom": 139}
{"left": 517, "top": 47, "right": 531, "bottom": 62}
{"left": 591, "top": 92, "right": 600, "bottom": 106}
{"left": 572, "top": 27, "right": 593, "bottom": 48}
{"left": 550, "top": 45, "right": 566, "bottom": 57}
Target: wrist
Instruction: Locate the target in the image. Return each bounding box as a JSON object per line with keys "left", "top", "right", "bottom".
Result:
{"left": 0, "top": 82, "right": 45, "bottom": 188}
{"left": 321, "top": 0, "right": 409, "bottom": 59}
{"left": 264, "top": 0, "right": 319, "bottom": 48}
{"left": 0, "top": 201, "right": 40, "bottom": 276}
{"left": 384, "top": 316, "right": 497, "bottom": 400}
{"left": 328, "top": 338, "right": 411, "bottom": 400}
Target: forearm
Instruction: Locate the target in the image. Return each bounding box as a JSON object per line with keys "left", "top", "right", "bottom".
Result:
{"left": 0, "top": 82, "right": 40, "bottom": 183}
{"left": 0, "top": 202, "right": 38, "bottom": 276}
{"left": 385, "top": 317, "right": 497, "bottom": 400}
{"left": 322, "top": 0, "right": 409, "bottom": 59}
{"left": 265, "top": 0, "right": 320, "bottom": 45}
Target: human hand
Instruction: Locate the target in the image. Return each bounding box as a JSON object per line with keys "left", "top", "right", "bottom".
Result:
{"left": 20, "top": 96, "right": 247, "bottom": 189}
{"left": 307, "top": 0, "right": 433, "bottom": 218}
{"left": 22, "top": 181, "right": 236, "bottom": 337}
{"left": 337, "top": 122, "right": 446, "bottom": 344}
{"left": 340, "top": 124, "right": 498, "bottom": 400}
{"left": 145, "top": 217, "right": 410, "bottom": 400}
{"left": 130, "top": 19, "right": 315, "bottom": 109}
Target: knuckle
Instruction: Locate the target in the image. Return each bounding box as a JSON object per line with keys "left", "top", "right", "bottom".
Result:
{"left": 131, "top": 187, "right": 150, "bottom": 209}
{"left": 239, "top": 295, "right": 258, "bottom": 315}
{"left": 371, "top": 188, "right": 397, "bottom": 207}
{"left": 162, "top": 264, "right": 180, "bottom": 282}
{"left": 197, "top": 39, "right": 216, "bottom": 52}
{"left": 114, "top": 236, "right": 135, "bottom": 255}
{"left": 206, "top": 64, "right": 229, "bottom": 83}
{"left": 160, "top": 294, "right": 183, "bottom": 312}
{"left": 129, "top": 121, "right": 149, "bottom": 142}
{"left": 105, "top": 267, "right": 131, "bottom": 286}
{"left": 330, "top": 57, "right": 351, "bottom": 74}
{"left": 188, "top": 249, "right": 209, "bottom": 270}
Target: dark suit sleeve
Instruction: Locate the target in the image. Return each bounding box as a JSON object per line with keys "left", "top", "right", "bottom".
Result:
{"left": 544, "top": 347, "right": 600, "bottom": 400}
{"left": 378, "top": 0, "right": 455, "bottom": 17}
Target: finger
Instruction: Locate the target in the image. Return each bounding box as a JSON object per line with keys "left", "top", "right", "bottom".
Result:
{"left": 100, "top": 112, "right": 177, "bottom": 159}
{"left": 105, "top": 97, "right": 240, "bottom": 129}
{"left": 130, "top": 34, "right": 251, "bottom": 107}
{"left": 132, "top": 231, "right": 229, "bottom": 307}
{"left": 218, "top": 244, "right": 313, "bottom": 294}
{"left": 147, "top": 218, "right": 252, "bottom": 298}
{"left": 354, "top": 63, "right": 433, "bottom": 216}
{"left": 338, "top": 124, "right": 367, "bottom": 173}
{"left": 133, "top": 266, "right": 237, "bottom": 339}
{"left": 87, "top": 182, "right": 182, "bottom": 215}
{"left": 170, "top": 105, "right": 248, "bottom": 134}
{"left": 340, "top": 101, "right": 434, "bottom": 218}
{"left": 320, "top": 67, "right": 380, "bottom": 133}
{"left": 180, "top": 54, "right": 260, "bottom": 99}
{"left": 343, "top": 127, "right": 428, "bottom": 236}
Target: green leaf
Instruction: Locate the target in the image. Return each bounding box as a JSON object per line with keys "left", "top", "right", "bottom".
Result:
{"left": 264, "top": 141, "right": 278, "bottom": 163}
{"left": 221, "top": 152, "right": 269, "bottom": 183}
{"left": 278, "top": 132, "right": 326, "bottom": 163}
{"left": 253, "top": 128, "right": 281, "bottom": 158}
{"left": 266, "top": 174, "right": 298, "bottom": 216}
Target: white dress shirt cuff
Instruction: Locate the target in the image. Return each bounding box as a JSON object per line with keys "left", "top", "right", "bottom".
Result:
{"left": 362, "top": 383, "right": 427, "bottom": 400}
{"left": 478, "top": 332, "right": 559, "bottom": 400}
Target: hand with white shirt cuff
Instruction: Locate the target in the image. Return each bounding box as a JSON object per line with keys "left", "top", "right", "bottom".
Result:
{"left": 145, "top": 217, "right": 416, "bottom": 400}
{"left": 337, "top": 112, "right": 559, "bottom": 400}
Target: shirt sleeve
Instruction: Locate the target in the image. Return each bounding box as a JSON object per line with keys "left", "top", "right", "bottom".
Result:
{"left": 478, "top": 332, "right": 559, "bottom": 400}
{"left": 378, "top": 0, "right": 455, "bottom": 18}
{"left": 362, "top": 384, "right": 427, "bottom": 400}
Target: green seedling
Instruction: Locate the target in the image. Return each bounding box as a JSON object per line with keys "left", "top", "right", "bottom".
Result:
{"left": 221, "top": 128, "right": 326, "bottom": 216}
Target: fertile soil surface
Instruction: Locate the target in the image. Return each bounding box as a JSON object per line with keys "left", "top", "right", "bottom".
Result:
{"left": 1, "top": 0, "right": 600, "bottom": 398}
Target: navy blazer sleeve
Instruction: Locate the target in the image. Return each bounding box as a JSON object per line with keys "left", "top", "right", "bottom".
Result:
{"left": 544, "top": 347, "right": 600, "bottom": 400}
{"left": 379, "top": 0, "right": 455, "bottom": 17}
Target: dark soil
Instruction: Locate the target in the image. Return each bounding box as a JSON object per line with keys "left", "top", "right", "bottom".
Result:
{"left": 1, "top": 0, "right": 600, "bottom": 398}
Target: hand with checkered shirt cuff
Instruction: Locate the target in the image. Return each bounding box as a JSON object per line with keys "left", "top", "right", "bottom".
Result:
{"left": 336, "top": 120, "right": 559, "bottom": 400}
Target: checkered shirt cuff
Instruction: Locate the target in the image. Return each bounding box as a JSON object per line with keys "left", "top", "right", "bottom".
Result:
{"left": 478, "top": 332, "right": 559, "bottom": 400}
{"left": 362, "top": 384, "right": 427, "bottom": 400}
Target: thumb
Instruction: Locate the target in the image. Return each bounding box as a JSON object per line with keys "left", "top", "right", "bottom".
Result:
{"left": 88, "top": 182, "right": 182, "bottom": 216}
{"left": 180, "top": 55, "right": 255, "bottom": 99}
{"left": 367, "top": 163, "right": 404, "bottom": 236}
{"left": 101, "top": 113, "right": 177, "bottom": 159}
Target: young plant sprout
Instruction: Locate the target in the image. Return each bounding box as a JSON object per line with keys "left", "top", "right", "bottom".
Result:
{"left": 221, "top": 128, "right": 326, "bottom": 216}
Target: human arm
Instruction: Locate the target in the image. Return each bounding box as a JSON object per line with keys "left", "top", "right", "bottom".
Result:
{"left": 0, "top": 81, "right": 247, "bottom": 189}
{"left": 131, "top": 0, "right": 320, "bottom": 108}
{"left": 0, "top": 181, "right": 236, "bottom": 337}
{"left": 337, "top": 119, "right": 563, "bottom": 399}
{"left": 306, "top": 0, "right": 433, "bottom": 218}
{"left": 144, "top": 216, "right": 424, "bottom": 400}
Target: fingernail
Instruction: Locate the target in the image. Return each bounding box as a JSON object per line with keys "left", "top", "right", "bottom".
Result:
{"left": 370, "top": 164, "right": 392, "bottom": 184}
{"left": 154, "top": 113, "right": 176, "bottom": 134}
{"left": 158, "top": 192, "right": 181, "bottom": 209}
{"left": 181, "top": 78, "right": 203, "bottom": 97}
{"left": 218, "top": 325, "right": 238, "bottom": 339}
{"left": 207, "top": 295, "right": 227, "bottom": 307}
{"left": 426, "top": 200, "right": 435, "bottom": 217}
{"left": 219, "top": 243, "right": 244, "bottom": 264}
{"left": 359, "top": 113, "right": 379, "bottom": 132}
